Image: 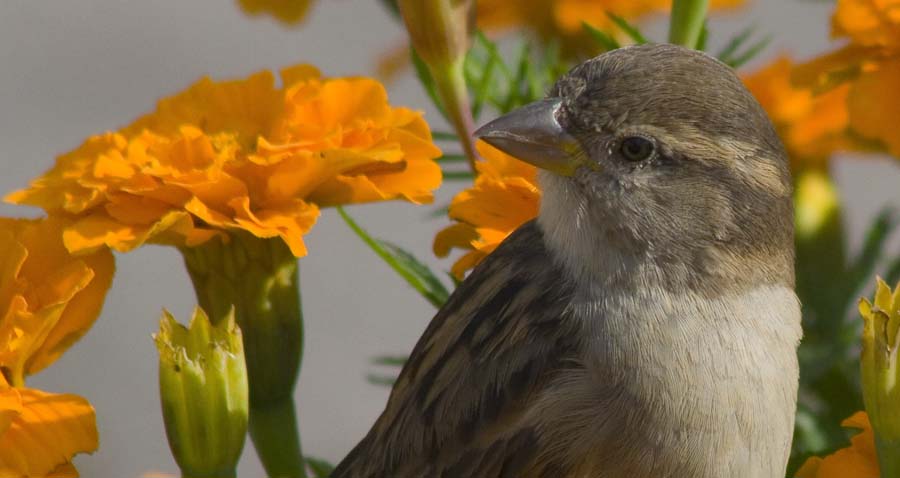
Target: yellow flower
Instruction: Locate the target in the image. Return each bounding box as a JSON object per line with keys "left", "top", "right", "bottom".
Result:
{"left": 0, "top": 379, "right": 98, "bottom": 478}
{"left": 434, "top": 141, "right": 539, "bottom": 278}
{"left": 0, "top": 216, "right": 114, "bottom": 387}
{"left": 7, "top": 65, "right": 442, "bottom": 258}
{"left": 796, "top": 412, "right": 880, "bottom": 478}
{"left": 236, "top": 0, "right": 314, "bottom": 25}
{"left": 742, "top": 56, "right": 853, "bottom": 170}
{"left": 477, "top": 0, "right": 743, "bottom": 45}
{"left": 0, "top": 217, "right": 109, "bottom": 477}
{"left": 794, "top": 0, "right": 900, "bottom": 158}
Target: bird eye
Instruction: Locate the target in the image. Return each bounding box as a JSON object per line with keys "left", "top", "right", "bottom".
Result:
{"left": 619, "top": 136, "right": 655, "bottom": 162}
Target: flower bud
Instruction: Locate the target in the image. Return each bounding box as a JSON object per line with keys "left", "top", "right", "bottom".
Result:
{"left": 155, "top": 307, "right": 249, "bottom": 478}
{"left": 398, "top": 0, "right": 479, "bottom": 170}
{"left": 859, "top": 278, "right": 900, "bottom": 476}
{"left": 398, "top": 0, "right": 474, "bottom": 67}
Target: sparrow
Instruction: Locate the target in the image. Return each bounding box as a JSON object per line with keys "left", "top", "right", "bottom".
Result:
{"left": 332, "top": 43, "right": 801, "bottom": 478}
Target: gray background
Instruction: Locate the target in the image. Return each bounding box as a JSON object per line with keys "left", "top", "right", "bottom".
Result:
{"left": 0, "top": 1, "right": 897, "bottom": 477}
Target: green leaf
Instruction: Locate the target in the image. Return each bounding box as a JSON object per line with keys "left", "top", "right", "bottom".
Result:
{"left": 716, "top": 25, "right": 755, "bottom": 62}
{"left": 583, "top": 22, "right": 620, "bottom": 51}
{"left": 847, "top": 209, "right": 896, "bottom": 291}
{"left": 429, "top": 204, "right": 451, "bottom": 219}
{"left": 306, "top": 457, "right": 335, "bottom": 478}
{"left": 697, "top": 21, "right": 709, "bottom": 51}
{"left": 606, "top": 12, "right": 648, "bottom": 44}
{"left": 443, "top": 170, "right": 476, "bottom": 181}
{"left": 432, "top": 131, "right": 459, "bottom": 141}
{"left": 885, "top": 254, "right": 900, "bottom": 286}
{"left": 372, "top": 355, "right": 408, "bottom": 367}
{"left": 716, "top": 25, "right": 771, "bottom": 68}
{"left": 437, "top": 154, "right": 469, "bottom": 162}
{"left": 338, "top": 207, "right": 450, "bottom": 308}
{"left": 726, "top": 35, "right": 772, "bottom": 68}
{"left": 366, "top": 374, "right": 398, "bottom": 387}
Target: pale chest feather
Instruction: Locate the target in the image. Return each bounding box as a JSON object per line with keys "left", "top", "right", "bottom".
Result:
{"left": 530, "top": 285, "right": 802, "bottom": 478}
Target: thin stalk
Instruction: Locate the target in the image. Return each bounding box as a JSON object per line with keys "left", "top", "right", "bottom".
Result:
{"left": 432, "top": 59, "right": 479, "bottom": 173}
{"left": 668, "top": 0, "right": 710, "bottom": 49}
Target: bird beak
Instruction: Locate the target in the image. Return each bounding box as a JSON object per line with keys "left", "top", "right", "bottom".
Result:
{"left": 474, "top": 98, "right": 585, "bottom": 177}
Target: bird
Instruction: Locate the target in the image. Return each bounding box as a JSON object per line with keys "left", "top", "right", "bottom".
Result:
{"left": 331, "top": 43, "right": 802, "bottom": 478}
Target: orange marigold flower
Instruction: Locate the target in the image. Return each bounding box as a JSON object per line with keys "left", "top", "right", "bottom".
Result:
{"left": 742, "top": 56, "right": 853, "bottom": 169}
{"left": 434, "top": 141, "right": 539, "bottom": 279}
{"left": 477, "top": 0, "right": 743, "bottom": 42}
{"left": 0, "top": 379, "right": 98, "bottom": 478}
{"left": 795, "top": 411, "right": 880, "bottom": 478}
{"left": 7, "top": 65, "right": 442, "bottom": 258}
{"left": 0, "top": 217, "right": 114, "bottom": 386}
{"left": 0, "top": 217, "right": 109, "bottom": 477}
{"left": 236, "top": 0, "right": 314, "bottom": 25}
{"left": 794, "top": 0, "right": 900, "bottom": 158}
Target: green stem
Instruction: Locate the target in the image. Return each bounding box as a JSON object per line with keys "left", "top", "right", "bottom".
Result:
{"left": 432, "top": 58, "right": 479, "bottom": 173}
{"left": 249, "top": 399, "right": 306, "bottom": 478}
{"left": 180, "top": 232, "right": 306, "bottom": 478}
{"left": 668, "top": 0, "right": 709, "bottom": 49}
{"left": 875, "top": 437, "right": 900, "bottom": 478}
{"left": 181, "top": 471, "right": 237, "bottom": 478}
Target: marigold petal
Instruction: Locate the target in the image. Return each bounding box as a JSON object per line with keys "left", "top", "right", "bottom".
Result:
{"left": 237, "top": 0, "right": 314, "bottom": 25}
{"left": 847, "top": 59, "right": 900, "bottom": 156}
{"left": 280, "top": 64, "right": 321, "bottom": 88}
{"left": 0, "top": 387, "right": 97, "bottom": 478}
{"left": 0, "top": 218, "right": 112, "bottom": 382}
{"left": 433, "top": 223, "right": 479, "bottom": 258}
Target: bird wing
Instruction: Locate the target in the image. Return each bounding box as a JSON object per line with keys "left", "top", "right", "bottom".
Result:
{"left": 331, "top": 221, "right": 581, "bottom": 478}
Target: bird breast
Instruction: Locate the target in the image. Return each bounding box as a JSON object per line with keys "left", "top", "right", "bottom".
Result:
{"left": 530, "top": 284, "right": 802, "bottom": 478}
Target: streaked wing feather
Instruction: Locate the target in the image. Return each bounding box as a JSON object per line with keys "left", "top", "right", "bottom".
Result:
{"left": 332, "top": 221, "right": 579, "bottom": 478}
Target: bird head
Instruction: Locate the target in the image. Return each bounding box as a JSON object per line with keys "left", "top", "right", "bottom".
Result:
{"left": 476, "top": 44, "right": 794, "bottom": 292}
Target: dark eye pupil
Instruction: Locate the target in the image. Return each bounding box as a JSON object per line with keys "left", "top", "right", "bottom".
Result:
{"left": 620, "top": 137, "right": 654, "bottom": 161}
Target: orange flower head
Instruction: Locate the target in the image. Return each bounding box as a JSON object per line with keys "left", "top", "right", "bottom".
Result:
{"left": 7, "top": 65, "right": 443, "bottom": 258}
{"left": 0, "top": 382, "right": 98, "bottom": 478}
{"left": 0, "top": 217, "right": 107, "bottom": 477}
{"left": 832, "top": 0, "right": 900, "bottom": 48}
{"left": 0, "top": 216, "right": 114, "bottom": 386}
{"left": 742, "top": 56, "right": 853, "bottom": 169}
{"left": 433, "top": 141, "right": 539, "bottom": 279}
{"left": 792, "top": 0, "right": 900, "bottom": 158}
{"left": 236, "top": 0, "right": 314, "bottom": 25}
{"left": 795, "top": 411, "right": 880, "bottom": 478}
{"left": 477, "top": 0, "right": 743, "bottom": 50}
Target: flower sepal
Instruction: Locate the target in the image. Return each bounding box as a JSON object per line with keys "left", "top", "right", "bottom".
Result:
{"left": 155, "top": 307, "right": 249, "bottom": 478}
{"left": 859, "top": 278, "right": 900, "bottom": 476}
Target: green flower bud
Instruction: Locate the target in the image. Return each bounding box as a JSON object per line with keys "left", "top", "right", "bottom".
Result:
{"left": 859, "top": 278, "right": 900, "bottom": 476}
{"left": 155, "top": 307, "right": 249, "bottom": 478}
{"left": 398, "top": 0, "right": 473, "bottom": 67}
{"left": 398, "top": 0, "right": 479, "bottom": 170}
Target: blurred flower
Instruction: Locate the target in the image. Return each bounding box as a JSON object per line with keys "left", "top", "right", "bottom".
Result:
{"left": 859, "top": 278, "right": 900, "bottom": 475}
{"left": 7, "top": 65, "right": 442, "bottom": 258}
{"left": 0, "top": 379, "right": 98, "bottom": 478}
{"left": 0, "top": 217, "right": 108, "bottom": 478}
{"left": 477, "top": 0, "right": 743, "bottom": 47}
{"left": 796, "top": 411, "right": 880, "bottom": 478}
{"left": 236, "top": 0, "right": 314, "bottom": 25}
{"left": 0, "top": 217, "right": 114, "bottom": 387}
{"left": 155, "top": 307, "right": 248, "bottom": 478}
{"left": 794, "top": 0, "right": 900, "bottom": 157}
{"left": 434, "top": 141, "right": 539, "bottom": 278}
{"left": 743, "top": 56, "right": 853, "bottom": 170}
